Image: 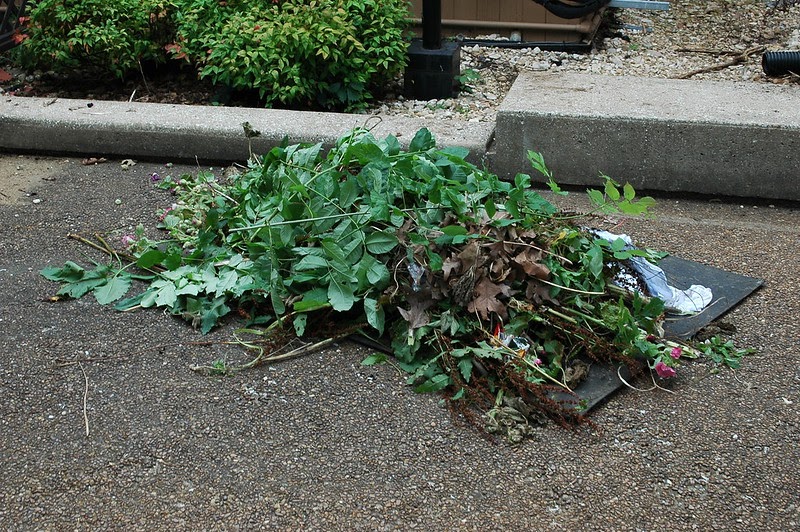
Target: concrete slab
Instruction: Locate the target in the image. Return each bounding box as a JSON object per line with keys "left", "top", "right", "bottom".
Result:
{"left": 0, "top": 96, "right": 494, "bottom": 164}
{"left": 493, "top": 72, "right": 800, "bottom": 201}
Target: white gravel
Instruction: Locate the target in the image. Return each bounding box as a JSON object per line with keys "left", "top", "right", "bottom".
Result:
{"left": 365, "top": 0, "right": 800, "bottom": 123}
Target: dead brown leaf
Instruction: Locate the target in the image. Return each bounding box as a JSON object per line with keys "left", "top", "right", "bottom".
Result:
{"left": 441, "top": 255, "right": 462, "bottom": 281}
{"left": 525, "top": 280, "right": 558, "bottom": 306}
{"left": 457, "top": 240, "right": 481, "bottom": 267}
{"left": 398, "top": 292, "right": 433, "bottom": 329}
{"left": 468, "top": 276, "right": 513, "bottom": 320}
{"left": 489, "top": 257, "right": 511, "bottom": 282}
{"left": 81, "top": 157, "right": 107, "bottom": 166}
{"left": 513, "top": 248, "right": 550, "bottom": 280}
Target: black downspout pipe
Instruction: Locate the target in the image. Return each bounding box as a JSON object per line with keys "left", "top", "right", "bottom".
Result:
{"left": 404, "top": 0, "right": 460, "bottom": 100}
{"left": 422, "top": 0, "right": 441, "bottom": 50}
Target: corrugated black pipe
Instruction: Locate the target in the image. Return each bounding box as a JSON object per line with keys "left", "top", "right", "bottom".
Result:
{"left": 533, "top": 0, "right": 611, "bottom": 19}
{"left": 762, "top": 51, "right": 800, "bottom": 76}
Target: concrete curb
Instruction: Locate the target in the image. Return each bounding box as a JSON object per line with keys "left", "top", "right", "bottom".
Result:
{"left": 3, "top": 72, "right": 800, "bottom": 201}
{"left": 494, "top": 72, "right": 800, "bottom": 201}
{"left": 0, "top": 96, "right": 495, "bottom": 164}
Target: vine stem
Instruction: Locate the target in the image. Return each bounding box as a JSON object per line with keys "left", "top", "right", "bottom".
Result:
{"left": 230, "top": 209, "right": 371, "bottom": 232}
{"left": 537, "top": 278, "right": 605, "bottom": 296}
{"left": 67, "top": 233, "right": 165, "bottom": 273}
{"left": 481, "top": 240, "right": 573, "bottom": 265}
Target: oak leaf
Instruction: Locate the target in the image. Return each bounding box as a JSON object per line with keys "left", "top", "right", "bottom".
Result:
{"left": 468, "top": 277, "right": 512, "bottom": 320}
{"left": 513, "top": 248, "right": 550, "bottom": 280}
{"left": 398, "top": 292, "right": 433, "bottom": 329}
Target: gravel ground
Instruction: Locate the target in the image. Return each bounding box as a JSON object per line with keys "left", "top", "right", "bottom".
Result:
{"left": 3, "top": 1, "right": 798, "bottom": 119}
{"left": 1, "top": 154, "right": 799, "bottom": 530}
{"left": 367, "top": 0, "right": 800, "bottom": 122}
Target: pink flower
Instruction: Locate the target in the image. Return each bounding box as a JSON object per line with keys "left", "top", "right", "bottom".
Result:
{"left": 121, "top": 234, "right": 136, "bottom": 248}
{"left": 534, "top": 358, "right": 543, "bottom": 366}
{"left": 670, "top": 347, "right": 682, "bottom": 359}
{"left": 654, "top": 361, "right": 676, "bottom": 378}
{"left": 159, "top": 204, "right": 177, "bottom": 221}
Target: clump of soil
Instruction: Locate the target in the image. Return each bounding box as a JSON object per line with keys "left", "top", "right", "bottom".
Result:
{"left": 0, "top": 61, "right": 263, "bottom": 107}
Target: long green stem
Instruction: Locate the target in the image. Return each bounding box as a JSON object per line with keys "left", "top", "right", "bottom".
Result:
{"left": 230, "top": 209, "right": 371, "bottom": 232}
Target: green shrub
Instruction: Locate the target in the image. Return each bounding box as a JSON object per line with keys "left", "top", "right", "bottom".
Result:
{"left": 16, "top": 0, "right": 176, "bottom": 79}
{"left": 16, "top": 0, "right": 410, "bottom": 111}
{"left": 172, "top": 0, "right": 410, "bottom": 110}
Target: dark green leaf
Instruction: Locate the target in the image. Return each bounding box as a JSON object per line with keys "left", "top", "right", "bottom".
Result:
{"left": 328, "top": 276, "right": 355, "bottom": 311}
{"left": 484, "top": 198, "right": 497, "bottom": 218}
{"left": 441, "top": 225, "right": 468, "bottom": 236}
{"left": 338, "top": 178, "right": 360, "bottom": 209}
{"left": 414, "top": 373, "right": 450, "bottom": 393}
{"left": 136, "top": 249, "right": 166, "bottom": 269}
{"left": 40, "top": 261, "right": 85, "bottom": 282}
{"left": 93, "top": 275, "right": 132, "bottom": 305}
{"left": 426, "top": 248, "right": 444, "bottom": 272}
{"left": 57, "top": 277, "right": 107, "bottom": 299}
{"left": 365, "top": 230, "right": 398, "bottom": 255}
{"left": 361, "top": 353, "right": 388, "bottom": 366}
{"left": 458, "top": 358, "right": 473, "bottom": 383}
{"left": 295, "top": 255, "right": 329, "bottom": 271}
{"left": 114, "top": 291, "right": 147, "bottom": 311}
{"left": 200, "top": 297, "right": 230, "bottom": 334}
{"left": 409, "top": 128, "right": 434, "bottom": 152}
{"left": 364, "top": 297, "right": 385, "bottom": 334}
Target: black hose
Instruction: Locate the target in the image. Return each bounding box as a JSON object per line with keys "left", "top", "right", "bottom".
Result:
{"left": 458, "top": 38, "right": 592, "bottom": 53}
{"left": 532, "top": 0, "right": 611, "bottom": 19}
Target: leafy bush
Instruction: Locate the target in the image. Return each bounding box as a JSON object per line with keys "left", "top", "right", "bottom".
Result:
{"left": 15, "top": 0, "right": 176, "bottom": 78}
{"left": 172, "top": 0, "right": 410, "bottom": 110}
{"left": 16, "top": 0, "right": 410, "bottom": 110}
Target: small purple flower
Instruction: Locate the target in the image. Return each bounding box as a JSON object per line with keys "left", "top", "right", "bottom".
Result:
{"left": 149, "top": 172, "right": 161, "bottom": 182}
{"left": 534, "top": 358, "right": 543, "bottom": 366}
{"left": 654, "top": 361, "right": 676, "bottom": 379}
{"left": 646, "top": 334, "right": 657, "bottom": 343}
{"left": 670, "top": 347, "right": 682, "bottom": 360}
{"left": 121, "top": 234, "right": 136, "bottom": 248}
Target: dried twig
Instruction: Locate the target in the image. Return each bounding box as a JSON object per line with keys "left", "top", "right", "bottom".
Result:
{"left": 56, "top": 355, "right": 128, "bottom": 367}
{"left": 67, "top": 233, "right": 164, "bottom": 272}
{"left": 676, "top": 48, "right": 741, "bottom": 56}
{"left": 137, "top": 60, "right": 151, "bottom": 94}
{"left": 78, "top": 362, "right": 90, "bottom": 437}
{"left": 674, "top": 46, "right": 766, "bottom": 79}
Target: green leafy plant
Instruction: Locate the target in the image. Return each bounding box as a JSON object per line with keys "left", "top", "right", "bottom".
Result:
{"left": 699, "top": 336, "right": 755, "bottom": 369}
{"left": 456, "top": 68, "right": 481, "bottom": 94}
{"left": 172, "top": 0, "right": 410, "bottom": 110}
{"left": 42, "top": 128, "right": 745, "bottom": 432}
{"left": 15, "top": 0, "right": 176, "bottom": 78}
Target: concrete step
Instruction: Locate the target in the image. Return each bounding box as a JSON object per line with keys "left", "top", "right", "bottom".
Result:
{"left": 493, "top": 72, "right": 800, "bottom": 201}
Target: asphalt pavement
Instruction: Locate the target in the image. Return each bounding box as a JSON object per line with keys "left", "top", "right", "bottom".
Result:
{"left": 0, "top": 149, "right": 798, "bottom": 530}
